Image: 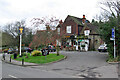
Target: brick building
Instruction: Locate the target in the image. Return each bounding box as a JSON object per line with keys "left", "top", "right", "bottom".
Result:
{"left": 56, "top": 15, "right": 104, "bottom": 51}
{"left": 30, "top": 15, "right": 104, "bottom": 51}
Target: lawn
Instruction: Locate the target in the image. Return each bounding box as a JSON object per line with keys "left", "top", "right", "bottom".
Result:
{"left": 11, "top": 53, "right": 65, "bottom": 64}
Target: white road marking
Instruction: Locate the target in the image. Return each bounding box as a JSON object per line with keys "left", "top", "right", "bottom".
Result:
{"left": 8, "top": 75, "right": 17, "bottom": 78}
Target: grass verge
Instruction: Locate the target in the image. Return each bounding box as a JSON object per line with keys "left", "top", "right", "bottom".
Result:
{"left": 107, "top": 56, "right": 120, "bottom": 62}
{"left": 11, "top": 53, "right": 65, "bottom": 64}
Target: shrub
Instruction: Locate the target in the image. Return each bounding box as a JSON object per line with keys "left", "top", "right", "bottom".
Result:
{"left": 22, "top": 52, "right": 30, "bottom": 56}
{"left": 107, "top": 56, "right": 120, "bottom": 62}
{"left": 32, "top": 50, "right": 41, "bottom": 56}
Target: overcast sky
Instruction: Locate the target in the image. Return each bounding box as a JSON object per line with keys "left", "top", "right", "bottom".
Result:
{"left": 0, "top": 0, "right": 102, "bottom": 28}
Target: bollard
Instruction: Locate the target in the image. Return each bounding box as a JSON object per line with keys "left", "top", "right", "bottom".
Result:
{"left": 22, "top": 58, "right": 24, "bottom": 66}
{"left": 10, "top": 56, "right": 11, "bottom": 62}
{"left": 3, "top": 54, "right": 5, "bottom": 60}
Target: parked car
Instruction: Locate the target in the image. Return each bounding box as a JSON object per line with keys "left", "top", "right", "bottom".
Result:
{"left": 22, "top": 47, "right": 33, "bottom": 53}
{"left": 7, "top": 48, "right": 14, "bottom": 54}
{"left": 98, "top": 44, "right": 107, "bottom": 52}
{"left": 48, "top": 45, "right": 56, "bottom": 52}
{"left": 3, "top": 48, "right": 9, "bottom": 53}
{"left": 41, "top": 48, "right": 49, "bottom": 56}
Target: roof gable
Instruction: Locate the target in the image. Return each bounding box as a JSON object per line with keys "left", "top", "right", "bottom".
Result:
{"left": 66, "top": 15, "right": 90, "bottom": 26}
{"left": 80, "top": 23, "right": 98, "bottom": 34}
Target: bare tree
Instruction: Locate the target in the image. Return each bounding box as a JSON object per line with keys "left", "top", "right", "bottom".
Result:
{"left": 30, "top": 16, "right": 64, "bottom": 56}
{"left": 30, "top": 16, "right": 59, "bottom": 30}
{"left": 3, "top": 20, "right": 33, "bottom": 47}
{"left": 30, "top": 16, "right": 60, "bottom": 46}
{"left": 98, "top": 0, "right": 120, "bottom": 21}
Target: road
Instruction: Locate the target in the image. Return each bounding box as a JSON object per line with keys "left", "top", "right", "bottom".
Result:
{"left": 0, "top": 54, "right": 2, "bottom": 79}
{"left": 2, "top": 51, "right": 119, "bottom": 79}
{"left": 2, "top": 61, "right": 74, "bottom": 78}
{"left": 27, "top": 51, "right": 118, "bottom": 78}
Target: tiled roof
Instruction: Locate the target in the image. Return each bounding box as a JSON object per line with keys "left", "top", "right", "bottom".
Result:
{"left": 68, "top": 15, "right": 90, "bottom": 26}
{"left": 80, "top": 23, "right": 98, "bottom": 34}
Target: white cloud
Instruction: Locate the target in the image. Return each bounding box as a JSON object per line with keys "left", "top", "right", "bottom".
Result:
{"left": 0, "top": 0, "right": 101, "bottom": 27}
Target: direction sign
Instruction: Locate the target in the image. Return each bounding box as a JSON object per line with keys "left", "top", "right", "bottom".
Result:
{"left": 112, "top": 28, "right": 114, "bottom": 38}
{"left": 19, "top": 27, "right": 24, "bottom": 34}
{"left": 110, "top": 38, "right": 114, "bottom": 40}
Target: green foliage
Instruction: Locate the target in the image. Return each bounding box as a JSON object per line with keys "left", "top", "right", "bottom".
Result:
{"left": 2, "top": 20, "right": 33, "bottom": 47}
{"left": 2, "top": 32, "right": 15, "bottom": 47}
{"left": 31, "top": 50, "right": 41, "bottom": 56}
{"left": 107, "top": 56, "right": 120, "bottom": 62}
{"left": 77, "top": 35, "right": 88, "bottom": 39}
{"left": 98, "top": 0, "right": 120, "bottom": 59}
{"left": 98, "top": 17, "right": 120, "bottom": 58}
{"left": 22, "top": 52, "right": 30, "bottom": 56}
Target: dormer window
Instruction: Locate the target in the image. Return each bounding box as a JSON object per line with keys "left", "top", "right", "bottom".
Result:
{"left": 84, "top": 30, "right": 90, "bottom": 36}
{"left": 66, "top": 26, "right": 71, "bottom": 33}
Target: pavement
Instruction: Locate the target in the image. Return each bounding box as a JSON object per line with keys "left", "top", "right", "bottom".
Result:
{"left": 1, "top": 53, "right": 38, "bottom": 66}
{"left": 0, "top": 54, "right": 2, "bottom": 79}
{"left": 1, "top": 51, "right": 119, "bottom": 78}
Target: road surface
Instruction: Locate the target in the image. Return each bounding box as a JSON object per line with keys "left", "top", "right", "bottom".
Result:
{"left": 2, "top": 51, "right": 119, "bottom": 79}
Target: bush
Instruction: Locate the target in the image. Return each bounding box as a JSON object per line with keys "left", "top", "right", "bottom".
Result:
{"left": 107, "top": 56, "right": 120, "bottom": 62}
{"left": 32, "top": 50, "right": 41, "bottom": 56}
{"left": 22, "top": 52, "right": 30, "bottom": 56}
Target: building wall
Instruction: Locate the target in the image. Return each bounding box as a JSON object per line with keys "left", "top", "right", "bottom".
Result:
{"left": 57, "top": 15, "right": 103, "bottom": 51}
{"left": 88, "top": 35, "right": 103, "bottom": 50}
{"left": 60, "top": 17, "right": 80, "bottom": 36}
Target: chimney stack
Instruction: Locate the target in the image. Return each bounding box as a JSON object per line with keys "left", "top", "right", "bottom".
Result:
{"left": 46, "top": 25, "right": 51, "bottom": 31}
{"left": 83, "top": 15, "right": 85, "bottom": 19}
{"left": 82, "top": 15, "right": 86, "bottom": 23}
{"left": 59, "top": 20, "right": 63, "bottom": 24}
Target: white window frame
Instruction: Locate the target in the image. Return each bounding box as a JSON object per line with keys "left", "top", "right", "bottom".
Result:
{"left": 84, "top": 30, "right": 90, "bottom": 36}
{"left": 66, "top": 26, "right": 71, "bottom": 33}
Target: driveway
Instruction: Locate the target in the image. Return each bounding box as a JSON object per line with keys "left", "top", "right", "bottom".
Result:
{"left": 29, "top": 51, "right": 118, "bottom": 78}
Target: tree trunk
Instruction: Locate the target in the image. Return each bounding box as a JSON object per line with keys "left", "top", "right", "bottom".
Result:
{"left": 56, "top": 46, "right": 60, "bottom": 56}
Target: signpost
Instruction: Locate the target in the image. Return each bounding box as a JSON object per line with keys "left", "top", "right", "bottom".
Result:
{"left": 111, "top": 27, "right": 116, "bottom": 58}
{"left": 19, "top": 27, "right": 24, "bottom": 56}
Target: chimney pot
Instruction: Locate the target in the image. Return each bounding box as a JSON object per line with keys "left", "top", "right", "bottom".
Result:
{"left": 59, "top": 20, "right": 63, "bottom": 24}
{"left": 82, "top": 15, "right": 86, "bottom": 24}
{"left": 83, "top": 15, "right": 85, "bottom": 19}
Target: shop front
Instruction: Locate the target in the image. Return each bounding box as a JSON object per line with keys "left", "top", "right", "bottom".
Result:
{"left": 61, "top": 35, "right": 90, "bottom": 51}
